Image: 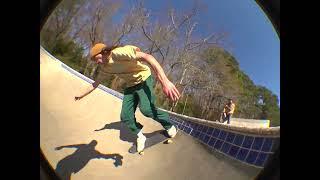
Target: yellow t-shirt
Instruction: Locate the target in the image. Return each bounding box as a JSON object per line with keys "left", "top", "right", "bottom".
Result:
{"left": 98, "top": 45, "right": 151, "bottom": 88}
{"left": 224, "top": 103, "right": 235, "bottom": 114}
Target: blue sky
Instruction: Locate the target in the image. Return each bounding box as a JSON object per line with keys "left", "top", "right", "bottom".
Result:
{"left": 117, "top": 0, "right": 280, "bottom": 102}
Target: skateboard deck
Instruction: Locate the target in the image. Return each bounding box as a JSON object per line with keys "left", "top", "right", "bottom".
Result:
{"left": 128, "top": 130, "right": 172, "bottom": 154}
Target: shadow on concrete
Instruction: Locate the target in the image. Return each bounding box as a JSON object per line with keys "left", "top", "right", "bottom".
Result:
{"left": 95, "top": 122, "right": 164, "bottom": 143}
{"left": 55, "top": 140, "right": 123, "bottom": 180}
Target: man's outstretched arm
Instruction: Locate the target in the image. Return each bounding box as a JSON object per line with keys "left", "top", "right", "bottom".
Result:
{"left": 75, "top": 80, "right": 101, "bottom": 100}
{"left": 136, "top": 51, "right": 180, "bottom": 102}
{"left": 55, "top": 144, "right": 85, "bottom": 150}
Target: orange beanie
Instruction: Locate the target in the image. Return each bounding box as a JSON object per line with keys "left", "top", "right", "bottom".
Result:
{"left": 90, "top": 43, "right": 107, "bottom": 59}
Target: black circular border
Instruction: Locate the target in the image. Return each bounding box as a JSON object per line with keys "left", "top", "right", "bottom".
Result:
{"left": 40, "top": 1, "right": 280, "bottom": 179}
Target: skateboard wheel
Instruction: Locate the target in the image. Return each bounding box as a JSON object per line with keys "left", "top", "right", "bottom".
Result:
{"left": 167, "top": 139, "right": 173, "bottom": 144}
{"left": 139, "top": 151, "right": 144, "bottom": 155}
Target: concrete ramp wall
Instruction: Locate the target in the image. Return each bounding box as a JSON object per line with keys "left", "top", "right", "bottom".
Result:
{"left": 40, "top": 46, "right": 279, "bottom": 180}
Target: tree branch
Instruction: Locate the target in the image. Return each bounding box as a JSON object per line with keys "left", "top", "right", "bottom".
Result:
{"left": 141, "top": 26, "right": 165, "bottom": 60}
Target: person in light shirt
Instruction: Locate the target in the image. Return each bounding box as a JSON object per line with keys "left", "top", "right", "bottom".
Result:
{"left": 75, "top": 43, "right": 180, "bottom": 153}
{"left": 222, "top": 98, "right": 236, "bottom": 124}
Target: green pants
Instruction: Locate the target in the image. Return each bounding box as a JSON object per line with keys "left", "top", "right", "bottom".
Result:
{"left": 120, "top": 76, "right": 173, "bottom": 135}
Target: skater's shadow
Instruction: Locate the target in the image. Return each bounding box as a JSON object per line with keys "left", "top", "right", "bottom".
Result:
{"left": 95, "top": 122, "right": 136, "bottom": 143}
{"left": 55, "top": 140, "right": 123, "bottom": 180}
{"left": 95, "top": 122, "right": 164, "bottom": 143}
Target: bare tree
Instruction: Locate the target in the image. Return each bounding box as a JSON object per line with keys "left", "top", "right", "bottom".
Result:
{"left": 42, "top": 0, "right": 236, "bottom": 120}
{"left": 167, "top": 8, "right": 226, "bottom": 112}
{"left": 41, "top": 0, "right": 86, "bottom": 49}
{"left": 74, "top": 0, "right": 121, "bottom": 77}
{"left": 125, "top": 0, "right": 227, "bottom": 114}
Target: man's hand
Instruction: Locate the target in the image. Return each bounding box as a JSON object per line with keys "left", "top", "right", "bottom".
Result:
{"left": 55, "top": 147, "right": 62, "bottom": 151}
{"left": 75, "top": 96, "right": 83, "bottom": 101}
{"left": 162, "top": 79, "right": 180, "bottom": 102}
{"left": 74, "top": 81, "right": 100, "bottom": 101}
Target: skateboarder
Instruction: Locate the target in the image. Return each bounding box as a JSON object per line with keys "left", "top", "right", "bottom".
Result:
{"left": 75, "top": 43, "right": 180, "bottom": 153}
{"left": 222, "top": 98, "right": 235, "bottom": 124}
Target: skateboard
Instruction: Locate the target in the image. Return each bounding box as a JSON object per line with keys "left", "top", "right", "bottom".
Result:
{"left": 128, "top": 130, "right": 173, "bottom": 155}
